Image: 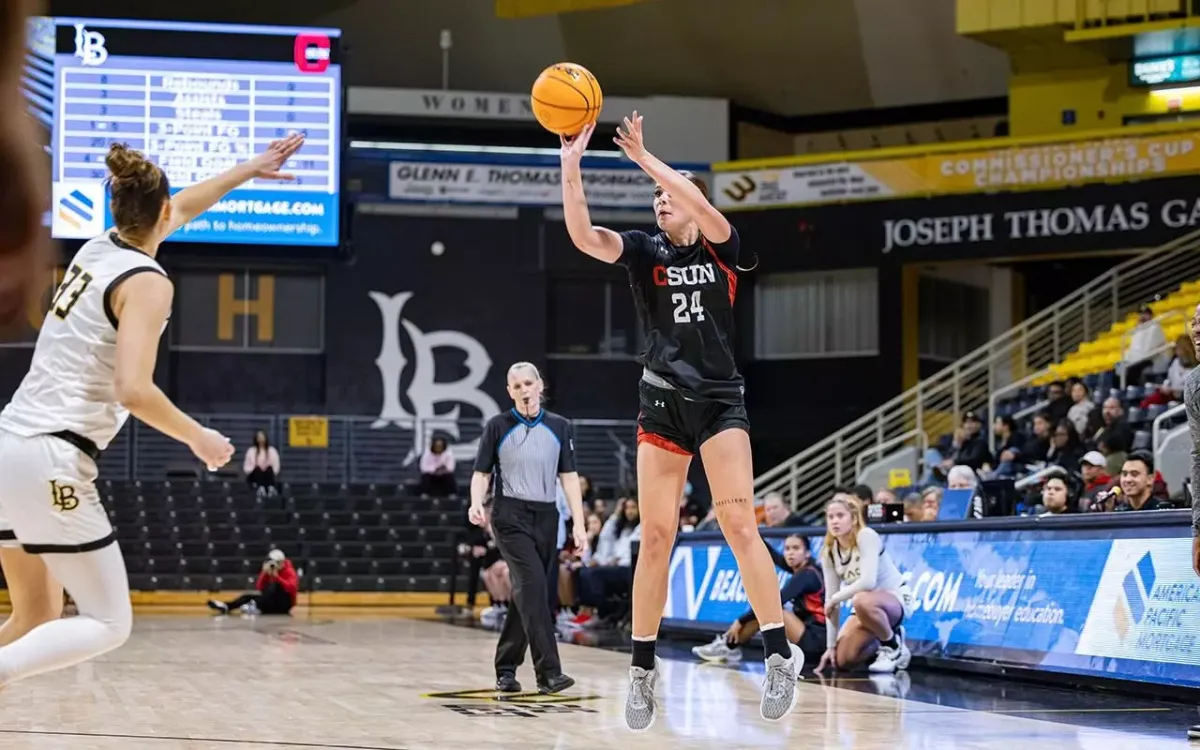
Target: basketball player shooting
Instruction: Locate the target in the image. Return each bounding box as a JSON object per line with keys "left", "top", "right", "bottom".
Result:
{"left": 560, "top": 114, "right": 798, "bottom": 731}
{"left": 0, "top": 132, "right": 305, "bottom": 689}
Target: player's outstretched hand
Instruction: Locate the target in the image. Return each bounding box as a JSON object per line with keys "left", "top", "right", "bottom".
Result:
{"left": 190, "top": 427, "right": 234, "bottom": 472}
{"left": 613, "top": 110, "right": 647, "bottom": 164}
{"left": 559, "top": 122, "right": 595, "bottom": 169}
{"left": 248, "top": 132, "right": 306, "bottom": 180}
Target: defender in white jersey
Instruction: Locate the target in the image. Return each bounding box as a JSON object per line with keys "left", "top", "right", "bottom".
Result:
{"left": 0, "top": 134, "right": 304, "bottom": 689}
{"left": 815, "top": 492, "right": 914, "bottom": 675}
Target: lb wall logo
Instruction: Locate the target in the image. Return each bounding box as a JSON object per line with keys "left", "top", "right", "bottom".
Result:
{"left": 1076, "top": 538, "right": 1200, "bottom": 665}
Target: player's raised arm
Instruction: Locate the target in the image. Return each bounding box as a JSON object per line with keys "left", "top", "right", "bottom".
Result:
{"left": 559, "top": 123, "right": 624, "bottom": 264}
{"left": 111, "top": 273, "right": 232, "bottom": 469}
{"left": 614, "top": 111, "right": 731, "bottom": 244}
{"left": 165, "top": 132, "right": 305, "bottom": 236}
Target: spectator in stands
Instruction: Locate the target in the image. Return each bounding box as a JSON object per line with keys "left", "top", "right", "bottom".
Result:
{"left": 1097, "top": 432, "right": 1129, "bottom": 479}
{"left": 207, "top": 550, "right": 297, "bottom": 616}
{"left": 902, "top": 493, "right": 923, "bottom": 522}
{"left": 851, "top": 485, "right": 874, "bottom": 506}
{"left": 1092, "top": 399, "right": 1132, "bottom": 456}
{"left": 575, "top": 498, "right": 640, "bottom": 625}
{"left": 1079, "top": 451, "right": 1112, "bottom": 507}
{"left": 555, "top": 513, "right": 602, "bottom": 623}
{"left": 919, "top": 487, "right": 942, "bottom": 521}
{"left": 946, "top": 465, "right": 978, "bottom": 490}
{"left": 1022, "top": 411, "right": 1053, "bottom": 465}
{"left": 1047, "top": 420, "right": 1083, "bottom": 473}
{"left": 1067, "top": 381, "right": 1097, "bottom": 436}
{"left": 418, "top": 436, "right": 457, "bottom": 497}
{"left": 692, "top": 534, "right": 826, "bottom": 666}
{"left": 591, "top": 497, "right": 610, "bottom": 522}
{"left": 1044, "top": 381, "right": 1071, "bottom": 424}
{"left": 987, "top": 415, "right": 1025, "bottom": 478}
{"left": 243, "top": 430, "right": 280, "bottom": 497}
{"left": 1109, "top": 452, "right": 1173, "bottom": 512}
{"left": 762, "top": 491, "right": 803, "bottom": 528}
{"left": 946, "top": 412, "right": 991, "bottom": 471}
{"left": 578, "top": 474, "right": 596, "bottom": 508}
{"left": 1141, "top": 335, "right": 1197, "bottom": 408}
{"left": 1122, "top": 304, "right": 1169, "bottom": 384}
{"left": 1039, "top": 476, "right": 1075, "bottom": 516}
{"left": 874, "top": 488, "right": 897, "bottom": 506}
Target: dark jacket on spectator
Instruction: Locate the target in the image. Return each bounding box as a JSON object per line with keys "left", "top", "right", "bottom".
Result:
{"left": 1091, "top": 417, "right": 1133, "bottom": 453}
{"left": 953, "top": 435, "right": 992, "bottom": 471}
{"left": 1021, "top": 435, "right": 1050, "bottom": 464}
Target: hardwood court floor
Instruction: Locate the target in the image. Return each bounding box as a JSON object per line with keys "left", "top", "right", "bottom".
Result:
{"left": 0, "top": 613, "right": 1192, "bottom": 749}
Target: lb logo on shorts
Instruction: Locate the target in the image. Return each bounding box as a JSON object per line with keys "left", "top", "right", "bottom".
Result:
{"left": 49, "top": 480, "right": 80, "bottom": 512}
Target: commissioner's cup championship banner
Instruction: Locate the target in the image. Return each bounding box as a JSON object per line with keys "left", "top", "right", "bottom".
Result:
{"left": 712, "top": 129, "right": 1200, "bottom": 211}
{"left": 663, "top": 522, "right": 1200, "bottom": 688}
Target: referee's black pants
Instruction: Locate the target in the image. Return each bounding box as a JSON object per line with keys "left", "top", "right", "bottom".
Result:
{"left": 491, "top": 496, "right": 564, "bottom": 680}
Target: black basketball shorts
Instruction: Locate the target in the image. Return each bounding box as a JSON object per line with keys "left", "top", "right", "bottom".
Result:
{"left": 636, "top": 380, "right": 750, "bottom": 456}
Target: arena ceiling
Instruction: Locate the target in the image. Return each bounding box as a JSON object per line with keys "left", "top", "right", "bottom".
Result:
{"left": 48, "top": 0, "right": 1010, "bottom": 117}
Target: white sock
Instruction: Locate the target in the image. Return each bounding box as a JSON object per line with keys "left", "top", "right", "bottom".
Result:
{"left": 0, "top": 544, "right": 132, "bottom": 686}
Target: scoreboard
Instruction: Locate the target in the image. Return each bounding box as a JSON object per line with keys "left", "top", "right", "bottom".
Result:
{"left": 24, "top": 17, "right": 343, "bottom": 248}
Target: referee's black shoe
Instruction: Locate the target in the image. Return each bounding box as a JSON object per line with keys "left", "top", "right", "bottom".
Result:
{"left": 496, "top": 673, "right": 522, "bottom": 693}
{"left": 538, "top": 673, "right": 575, "bottom": 694}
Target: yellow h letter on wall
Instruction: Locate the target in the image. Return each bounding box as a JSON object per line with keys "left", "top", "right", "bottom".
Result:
{"left": 217, "top": 273, "right": 275, "bottom": 342}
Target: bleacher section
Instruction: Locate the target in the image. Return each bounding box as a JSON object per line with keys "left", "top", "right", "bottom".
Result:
{"left": 1041, "top": 280, "right": 1200, "bottom": 382}
{"left": 90, "top": 479, "right": 466, "bottom": 593}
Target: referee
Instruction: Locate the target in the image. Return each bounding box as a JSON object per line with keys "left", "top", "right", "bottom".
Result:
{"left": 1185, "top": 303, "right": 1200, "bottom": 741}
{"left": 470, "top": 361, "right": 586, "bottom": 695}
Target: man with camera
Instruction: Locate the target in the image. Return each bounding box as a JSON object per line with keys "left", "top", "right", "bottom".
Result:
{"left": 207, "top": 549, "right": 298, "bottom": 616}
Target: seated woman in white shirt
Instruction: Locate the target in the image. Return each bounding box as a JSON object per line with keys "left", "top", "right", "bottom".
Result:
{"left": 243, "top": 430, "right": 281, "bottom": 497}
{"left": 816, "top": 493, "right": 914, "bottom": 674}
{"left": 1141, "top": 335, "right": 1197, "bottom": 408}
{"left": 572, "top": 498, "right": 641, "bottom": 626}
{"left": 419, "top": 436, "right": 458, "bottom": 497}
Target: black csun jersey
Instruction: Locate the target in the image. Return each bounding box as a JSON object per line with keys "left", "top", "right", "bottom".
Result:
{"left": 617, "top": 226, "right": 744, "bottom": 404}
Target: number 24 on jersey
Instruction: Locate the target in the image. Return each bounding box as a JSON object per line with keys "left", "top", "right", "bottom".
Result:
{"left": 672, "top": 291, "right": 705, "bottom": 323}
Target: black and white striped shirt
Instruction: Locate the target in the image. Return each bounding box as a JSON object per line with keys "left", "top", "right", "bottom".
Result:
{"left": 474, "top": 408, "right": 576, "bottom": 503}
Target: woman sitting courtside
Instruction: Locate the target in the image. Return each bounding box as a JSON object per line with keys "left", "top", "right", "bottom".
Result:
{"left": 692, "top": 534, "right": 827, "bottom": 669}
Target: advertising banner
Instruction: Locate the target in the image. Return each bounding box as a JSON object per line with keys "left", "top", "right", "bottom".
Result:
{"left": 714, "top": 129, "right": 1200, "bottom": 211}
{"left": 663, "top": 522, "right": 1200, "bottom": 688}
{"left": 387, "top": 152, "right": 709, "bottom": 209}
{"left": 734, "top": 174, "right": 1200, "bottom": 269}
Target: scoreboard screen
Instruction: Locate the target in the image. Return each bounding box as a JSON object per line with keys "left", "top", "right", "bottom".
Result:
{"left": 23, "top": 17, "right": 343, "bottom": 247}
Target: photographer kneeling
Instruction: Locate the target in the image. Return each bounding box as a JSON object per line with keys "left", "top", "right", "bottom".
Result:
{"left": 208, "top": 550, "right": 299, "bottom": 615}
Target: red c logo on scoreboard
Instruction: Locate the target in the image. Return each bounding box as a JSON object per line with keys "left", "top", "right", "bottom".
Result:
{"left": 294, "top": 33, "right": 331, "bottom": 74}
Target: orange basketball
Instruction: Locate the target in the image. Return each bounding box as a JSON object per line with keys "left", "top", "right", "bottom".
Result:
{"left": 531, "top": 63, "right": 603, "bottom": 136}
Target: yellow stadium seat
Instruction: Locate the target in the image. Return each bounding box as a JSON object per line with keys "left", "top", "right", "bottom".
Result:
{"left": 1036, "top": 283, "right": 1200, "bottom": 381}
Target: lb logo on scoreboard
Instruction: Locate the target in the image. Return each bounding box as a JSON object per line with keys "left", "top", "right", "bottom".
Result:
{"left": 72, "top": 23, "right": 108, "bottom": 67}
{"left": 294, "top": 33, "right": 331, "bottom": 74}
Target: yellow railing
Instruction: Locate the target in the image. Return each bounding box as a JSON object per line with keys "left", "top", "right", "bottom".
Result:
{"left": 1075, "top": 0, "right": 1193, "bottom": 30}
